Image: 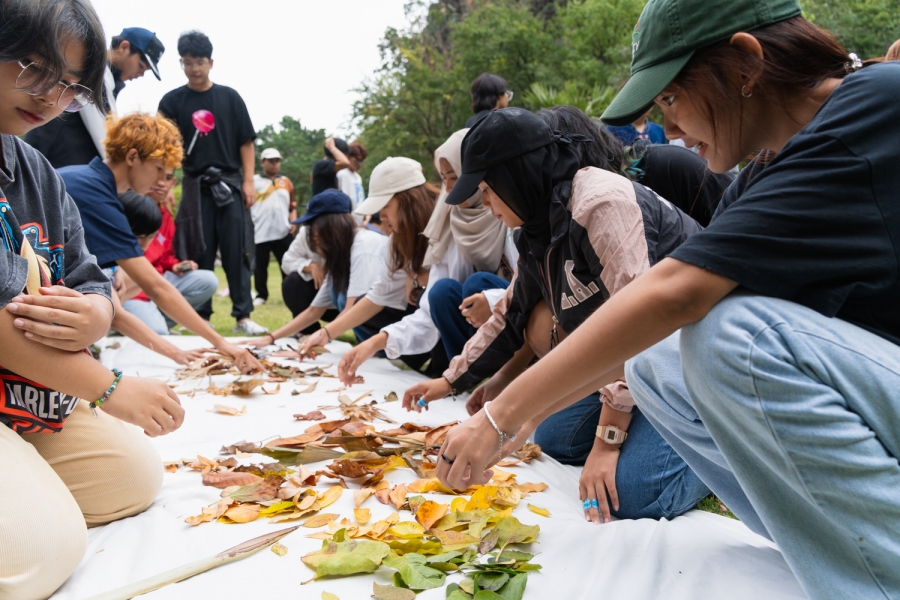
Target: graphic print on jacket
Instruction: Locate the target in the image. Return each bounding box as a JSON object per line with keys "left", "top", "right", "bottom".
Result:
{"left": 444, "top": 167, "right": 703, "bottom": 391}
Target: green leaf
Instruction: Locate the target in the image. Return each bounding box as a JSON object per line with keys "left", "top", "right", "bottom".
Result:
{"left": 495, "top": 551, "right": 533, "bottom": 563}
{"left": 474, "top": 572, "right": 509, "bottom": 592}
{"left": 301, "top": 539, "right": 391, "bottom": 580}
{"left": 428, "top": 562, "right": 460, "bottom": 572}
{"left": 383, "top": 552, "right": 446, "bottom": 590}
{"left": 258, "top": 445, "right": 344, "bottom": 465}
{"left": 478, "top": 518, "right": 539, "bottom": 554}
{"left": 473, "top": 592, "right": 505, "bottom": 600}
{"left": 458, "top": 578, "right": 476, "bottom": 595}
{"left": 314, "top": 554, "right": 380, "bottom": 579}
{"left": 447, "top": 583, "right": 473, "bottom": 600}
{"left": 426, "top": 550, "right": 463, "bottom": 563}
{"left": 497, "top": 573, "right": 528, "bottom": 600}
{"left": 372, "top": 582, "right": 417, "bottom": 600}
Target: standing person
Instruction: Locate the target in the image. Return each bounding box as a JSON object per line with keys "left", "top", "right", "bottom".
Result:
{"left": 157, "top": 30, "right": 266, "bottom": 335}
{"left": 607, "top": 108, "right": 667, "bottom": 146}
{"left": 120, "top": 165, "right": 220, "bottom": 334}
{"left": 0, "top": 3, "right": 185, "bottom": 597}
{"left": 466, "top": 73, "right": 511, "bottom": 128}
{"left": 337, "top": 141, "right": 367, "bottom": 220}
{"left": 252, "top": 147, "right": 295, "bottom": 306}
{"left": 311, "top": 136, "right": 351, "bottom": 197}
{"left": 434, "top": 2, "right": 900, "bottom": 598}
{"left": 59, "top": 112, "right": 262, "bottom": 374}
{"left": 25, "top": 26, "right": 165, "bottom": 168}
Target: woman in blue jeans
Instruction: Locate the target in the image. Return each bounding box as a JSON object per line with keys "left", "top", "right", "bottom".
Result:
{"left": 436, "top": 3, "right": 900, "bottom": 598}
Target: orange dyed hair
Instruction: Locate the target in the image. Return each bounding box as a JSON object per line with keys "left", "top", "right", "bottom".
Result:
{"left": 104, "top": 113, "right": 184, "bottom": 168}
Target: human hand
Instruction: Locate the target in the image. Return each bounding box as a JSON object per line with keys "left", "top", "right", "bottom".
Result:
{"left": 289, "top": 224, "right": 298, "bottom": 236}
{"left": 238, "top": 335, "right": 274, "bottom": 349}
{"left": 101, "top": 376, "right": 185, "bottom": 437}
{"left": 170, "top": 347, "right": 209, "bottom": 365}
{"left": 301, "top": 328, "right": 330, "bottom": 356}
{"left": 309, "top": 263, "right": 325, "bottom": 289}
{"left": 580, "top": 441, "right": 621, "bottom": 524}
{"left": 113, "top": 268, "right": 127, "bottom": 297}
{"left": 402, "top": 377, "right": 452, "bottom": 412}
{"left": 172, "top": 260, "right": 197, "bottom": 276}
{"left": 435, "top": 409, "right": 502, "bottom": 490}
{"left": 325, "top": 136, "right": 335, "bottom": 150}
{"left": 460, "top": 292, "right": 492, "bottom": 328}
{"left": 337, "top": 337, "right": 380, "bottom": 386}
{"left": 500, "top": 418, "right": 535, "bottom": 457}
{"left": 466, "top": 372, "right": 511, "bottom": 416}
{"left": 7, "top": 287, "right": 112, "bottom": 351}
{"left": 242, "top": 180, "right": 256, "bottom": 208}
{"left": 220, "top": 341, "right": 264, "bottom": 374}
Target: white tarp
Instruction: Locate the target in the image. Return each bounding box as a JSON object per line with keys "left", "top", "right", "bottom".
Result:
{"left": 50, "top": 336, "right": 807, "bottom": 599}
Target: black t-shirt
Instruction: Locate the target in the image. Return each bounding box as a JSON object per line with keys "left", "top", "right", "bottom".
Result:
{"left": 311, "top": 158, "right": 338, "bottom": 195}
{"left": 157, "top": 83, "right": 256, "bottom": 177}
{"left": 638, "top": 144, "right": 735, "bottom": 227}
{"left": 672, "top": 63, "right": 900, "bottom": 346}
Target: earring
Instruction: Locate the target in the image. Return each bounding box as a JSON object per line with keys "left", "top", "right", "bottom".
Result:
{"left": 741, "top": 85, "right": 753, "bottom": 98}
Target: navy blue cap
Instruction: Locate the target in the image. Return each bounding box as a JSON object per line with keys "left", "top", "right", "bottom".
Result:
{"left": 119, "top": 27, "right": 165, "bottom": 80}
{"left": 292, "top": 190, "right": 353, "bottom": 225}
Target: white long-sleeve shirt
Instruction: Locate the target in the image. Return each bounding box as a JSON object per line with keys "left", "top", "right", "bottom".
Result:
{"left": 310, "top": 230, "right": 399, "bottom": 309}
{"left": 280, "top": 226, "right": 322, "bottom": 282}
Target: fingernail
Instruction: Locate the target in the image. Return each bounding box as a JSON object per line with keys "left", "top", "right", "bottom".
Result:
{"left": 586, "top": 515, "right": 591, "bottom": 522}
{"left": 11, "top": 296, "right": 23, "bottom": 303}
{"left": 7, "top": 304, "right": 18, "bottom": 313}
{"left": 604, "top": 517, "right": 610, "bottom": 524}
{"left": 13, "top": 318, "right": 24, "bottom": 327}
{"left": 24, "top": 332, "right": 33, "bottom": 338}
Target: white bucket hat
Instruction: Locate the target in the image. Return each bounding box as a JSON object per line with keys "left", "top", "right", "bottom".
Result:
{"left": 355, "top": 157, "right": 426, "bottom": 215}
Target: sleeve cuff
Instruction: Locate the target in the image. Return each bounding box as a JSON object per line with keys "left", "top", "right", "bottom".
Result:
{"left": 599, "top": 379, "right": 634, "bottom": 413}
{"left": 482, "top": 288, "right": 505, "bottom": 310}
{"left": 382, "top": 327, "right": 402, "bottom": 359}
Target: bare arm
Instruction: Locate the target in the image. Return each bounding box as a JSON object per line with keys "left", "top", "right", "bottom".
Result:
{"left": 240, "top": 140, "right": 257, "bottom": 208}
{"left": 110, "top": 290, "right": 204, "bottom": 365}
{"left": 437, "top": 258, "right": 738, "bottom": 488}
{"left": 325, "top": 137, "right": 351, "bottom": 172}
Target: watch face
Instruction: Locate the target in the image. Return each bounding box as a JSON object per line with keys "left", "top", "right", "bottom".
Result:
{"left": 604, "top": 429, "right": 617, "bottom": 442}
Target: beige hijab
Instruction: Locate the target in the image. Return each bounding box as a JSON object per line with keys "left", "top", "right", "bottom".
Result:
{"left": 422, "top": 129, "right": 508, "bottom": 272}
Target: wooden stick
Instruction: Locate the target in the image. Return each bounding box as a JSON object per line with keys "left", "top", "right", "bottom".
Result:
{"left": 84, "top": 526, "right": 299, "bottom": 600}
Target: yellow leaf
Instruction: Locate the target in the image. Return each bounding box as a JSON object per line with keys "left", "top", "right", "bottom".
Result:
{"left": 429, "top": 528, "right": 480, "bottom": 550}
{"left": 516, "top": 482, "right": 549, "bottom": 493}
{"left": 415, "top": 501, "right": 448, "bottom": 530}
{"left": 303, "top": 513, "right": 340, "bottom": 528}
{"left": 493, "top": 486, "right": 522, "bottom": 508}
{"left": 354, "top": 488, "right": 376, "bottom": 508}
{"left": 389, "top": 484, "right": 407, "bottom": 510}
{"left": 407, "top": 478, "right": 441, "bottom": 494}
{"left": 219, "top": 503, "right": 261, "bottom": 523}
{"left": 387, "top": 521, "right": 425, "bottom": 539}
{"left": 450, "top": 497, "right": 468, "bottom": 513}
{"left": 317, "top": 485, "right": 343, "bottom": 509}
{"left": 490, "top": 467, "right": 516, "bottom": 482}
{"left": 271, "top": 542, "right": 288, "bottom": 556}
{"left": 322, "top": 593, "right": 340, "bottom": 600}
{"left": 355, "top": 508, "right": 371, "bottom": 524}
{"left": 465, "top": 486, "right": 499, "bottom": 511}
{"left": 528, "top": 504, "right": 551, "bottom": 517}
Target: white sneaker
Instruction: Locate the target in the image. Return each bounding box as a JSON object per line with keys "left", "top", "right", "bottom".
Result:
{"left": 233, "top": 319, "right": 268, "bottom": 335}
{"left": 253, "top": 297, "right": 267, "bottom": 306}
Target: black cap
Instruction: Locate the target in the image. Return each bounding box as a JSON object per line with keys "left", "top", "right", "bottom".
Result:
{"left": 445, "top": 108, "right": 555, "bottom": 205}
{"left": 119, "top": 28, "right": 165, "bottom": 80}
{"left": 292, "top": 189, "right": 352, "bottom": 225}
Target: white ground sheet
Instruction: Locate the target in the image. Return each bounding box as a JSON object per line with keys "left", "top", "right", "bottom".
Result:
{"left": 51, "top": 336, "right": 807, "bottom": 600}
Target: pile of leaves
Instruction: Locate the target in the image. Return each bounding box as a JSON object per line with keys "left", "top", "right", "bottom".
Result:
{"left": 174, "top": 418, "right": 548, "bottom": 599}
{"left": 173, "top": 354, "right": 342, "bottom": 398}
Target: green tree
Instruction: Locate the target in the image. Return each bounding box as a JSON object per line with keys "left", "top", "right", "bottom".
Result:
{"left": 801, "top": 0, "right": 900, "bottom": 59}
{"left": 255, "top": 116, "right": 326, "bottom": 212}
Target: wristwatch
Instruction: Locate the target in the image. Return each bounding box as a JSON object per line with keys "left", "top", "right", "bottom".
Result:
{"left": 596, "top": 425, "right": 627, "bottom": 445}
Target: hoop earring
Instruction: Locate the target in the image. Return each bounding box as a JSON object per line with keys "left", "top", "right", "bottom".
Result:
{"left": 741, "top": 85, "right": 753, "bottom": 98}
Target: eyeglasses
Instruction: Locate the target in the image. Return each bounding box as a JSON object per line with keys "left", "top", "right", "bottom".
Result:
{"left": 15, "top": 60, "right": 93, "bottom": 112}
{"left": 179, "top": 58, "right": 209, "bottom": 71}
{"left": 506, "top": 90, "right": 514, "bottom": 101}
{"left": 351, "top": 156, "right": 365, "bottom": 164}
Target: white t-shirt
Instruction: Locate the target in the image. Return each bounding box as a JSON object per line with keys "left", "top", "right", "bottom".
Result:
{"left": 310, "top": 229, "right": 399, "bottom": 309}
{"left": 337, "top": 169, "right": 365, "bottom": 224}
{"left": 251, "top": 174, "right": 293, "bottom": 243}
{"left": 281, "top": 226, "right": 323, "bottom": 281}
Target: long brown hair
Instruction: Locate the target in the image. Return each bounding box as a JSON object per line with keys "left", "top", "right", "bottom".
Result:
{"left": 308, "top": 212, "right": 357, "bottom": 295}
{"left": 668, "top": 17, "right": 860, "bottom": 147}
{"left": 389, "top": 183, "right": 439, "bottom": 275}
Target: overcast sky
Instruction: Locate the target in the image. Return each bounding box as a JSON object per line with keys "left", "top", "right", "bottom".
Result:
{"left": 89, "top": 0, "right": 411, "bottom": 137}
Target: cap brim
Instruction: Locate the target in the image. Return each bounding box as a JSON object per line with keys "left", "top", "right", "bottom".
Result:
{"left": 601, "top": 52, "right": 694, "bottom": 126}
{"left": 445, "top": 169, "right": 486, "bottom": 206}
{"left": 143, "top": 54, "right": 161, "bottom": 80}
{"left": 354, "top": 194, "right": 392, "bottom": 215}
{"left": 291, "top": 213, "right": 314, "bottom": 225}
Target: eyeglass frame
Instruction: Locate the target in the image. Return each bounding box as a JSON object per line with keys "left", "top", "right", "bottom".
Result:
{"left": 14, "top": 60, "right": 94, "bottom": 113}
{"left": 179, "top": 57, "right": 211, "bottom": 70}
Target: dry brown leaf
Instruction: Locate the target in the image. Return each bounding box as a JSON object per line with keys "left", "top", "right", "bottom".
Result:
{"left": 226, "top": 475, "right": 286, "bottom": 503}
{"left": 201, "top": 471, "right": 262, "bottom": 488}
{"left": 354, "top": 488, "right": 376, "bottom": 508}
{"left": 515, "top": 443, "right": 542, "bottom": 463}
{"left": 328, "top": 459, "right": 372, "bottom": 479}
{"left": 219, "top": 503, "right": 261, "bottom": 523}
{"left": 231, "top": 377, "right": 265, "bottom": 395}
{"left": 299, "top": 382, "right": 318, "bottom": 394}
{"left": 185, "top": 498, "right": 233, "bottom": 525}
{"left": 294, "top": 410, "right": 327, "bottom": 421}
{"left": 319, "top": 419, "right": 352, "bottom": 433}
{"left": 389, "top": 484, "right": 407, "bottom": 510}
{"left": 302, "top": 513, "right": 339, "bottom": 528}
{"left": 516, "top": 482, "right": 549, "bottom": 493}
{"left": 163, "top": 461, "right": 181, "bottom": 473}
{"left": 267, "top": 431, "right": 324, "bottom": 448}
{"left": 415, "top": 500, "right": 448, "bottom": 530}
{"left": 213, "top": 404, "right": 246, "bottom": 416}
{"left": 354, "top": 508, "right": 371, "bottom": 524}
{"left": 424, "top": 422, "right": 458, "bottom": 447}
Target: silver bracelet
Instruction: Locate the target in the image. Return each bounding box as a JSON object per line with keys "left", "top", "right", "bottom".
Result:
{"left": 483, "top": 401, "right": 517, "bottom": 460}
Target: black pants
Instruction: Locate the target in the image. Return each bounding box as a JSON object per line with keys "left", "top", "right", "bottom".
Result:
{"left": 282, "top": 272, "right": 340, "bottom": 334}
{"left": 196, "top": 189, "right": 254, "bottom": 320}
{"left": 255, "top": 233, "right": 293, "bottom": 301}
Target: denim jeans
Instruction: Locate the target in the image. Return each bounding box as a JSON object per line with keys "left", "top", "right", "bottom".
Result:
{"left": 535, "top": 394, "right": 710, "bottom": 520}
{"left": 123, "top": 269, "right": 220, "bottom": 334}
{"left": 626, "top": 293, "right": 900, "bottom": 599}
{"left": 429, "top": 272, "right": 510, "bottom": 358}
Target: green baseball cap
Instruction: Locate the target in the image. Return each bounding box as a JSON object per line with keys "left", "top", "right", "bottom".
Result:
{"left": 601, "top": 0, "right": 802, "bottom": 126}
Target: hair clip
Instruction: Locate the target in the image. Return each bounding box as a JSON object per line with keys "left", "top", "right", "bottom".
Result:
{"left": 845, "top": 52, "right": 863, "bottom": 72}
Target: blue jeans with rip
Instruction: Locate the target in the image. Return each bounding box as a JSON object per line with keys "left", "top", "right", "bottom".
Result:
{"left": 429, "top": 272, "right": 510, "bottom": 359}
{"left": 534, "top": 393, "right": 710, "bottom": 520}
{"left": 626, "top": 292, "right": 900, "bottom": 599}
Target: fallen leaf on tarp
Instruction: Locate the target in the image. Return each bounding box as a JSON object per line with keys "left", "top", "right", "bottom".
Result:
{"left": 231, "top": 377, "right": 265, "bottom": 395}
{"left": 185, "top": 498, "right": 233, "bottom": 525}
{"left": 106, "top": 341, "right": 121, "bottom": 350}
{"left": 328, "top": 459, "right": 373, "bottom": 479}
{"left": 295, "top": 411, "right": 327, "bottom": 421}
{"left": 225, "top": 475, "right": 285, "bottom": 503}
{"left": 527, "top": 504, "right": 550, "bottom": 517}
{"left": 384, "top": 392, "right": 399, "bottom": 402}
{"left": 220, "top": 503, "right": 261, "bottom": 523}
{"left": 516, "top": 482, "right": 549, "bottom": 494}
{"left": 202, "top": 471, "right": 262, "bottom": 488}
{"left": 163, "top": 461, "right": 181, "bottom": 473}
{"left": 213, "top": 404, "right": 246, "bottom": 416}
{"left": 258, "top": 445, "right": 345, "bottom": 465}
{"left": 299, "top": 382, "right": 318, "bottom": 394}
{"left": 354, "top": 508, "right": 371, "bottom": 524}
{"left": 322, "top": 593, "right": 339, "bottom": 600}
{"left": 389, "top": 484, "right": 407, "bottom": 510}
{"left": 415, "top": 501, "right": 448, "bottom": 530}
{"left": 271, "top": 542, "right": 288, "bottom": 556}
{"left": 354, "top": 488, "right": 375, "bottom": 508}
{"left": 317, "top": 486, "right": 343, "bottom": 509}
{"left": 387, "top": 521, "right": 425, "bottom": 539}
{"left": 424, "top": 422, "right": 458, "bottom": 447}
{"left": 267, "top": 431, "right": 324, "bottom": 448}
{"left": 301, "top": 537, "right": 391, "bottom": 581}
{"left": 220, "top": 440, "right": 261, "bottom": 455}
{"left": 304, "top": 513, "right": 340, "bottom": 528}
{"left": 383, "top": 552, "right": 446, "bottom": 590}
{"left": 372, "top": 582, "right": 416, "bottom": 600}
{"left": 428, "top": 529, "right": 480, "bottom": 550}
{"left": 478, "top": 517, "right": 539, "bottom": 553}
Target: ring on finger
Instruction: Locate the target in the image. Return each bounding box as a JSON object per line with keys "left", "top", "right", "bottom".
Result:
{"left": 440, "top": 453, "right": 455, "bottom": 465}
{"left": 582, "top": 499, "right": 591, "bottom": 510}
{"left": 590, "top": 499, "right": 599, "bottom": 509}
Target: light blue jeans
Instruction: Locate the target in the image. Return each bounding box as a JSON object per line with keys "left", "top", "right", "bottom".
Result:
{"left": 626, "top": 293, "right": 900, "bottom": 600}
{"left": 123, "top": 269, "right": 219, "bottom": 334}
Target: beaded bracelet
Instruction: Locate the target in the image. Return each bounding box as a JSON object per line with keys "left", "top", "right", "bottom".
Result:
{"left": 89, "top": 368, "right": 123, "bottom": 418}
